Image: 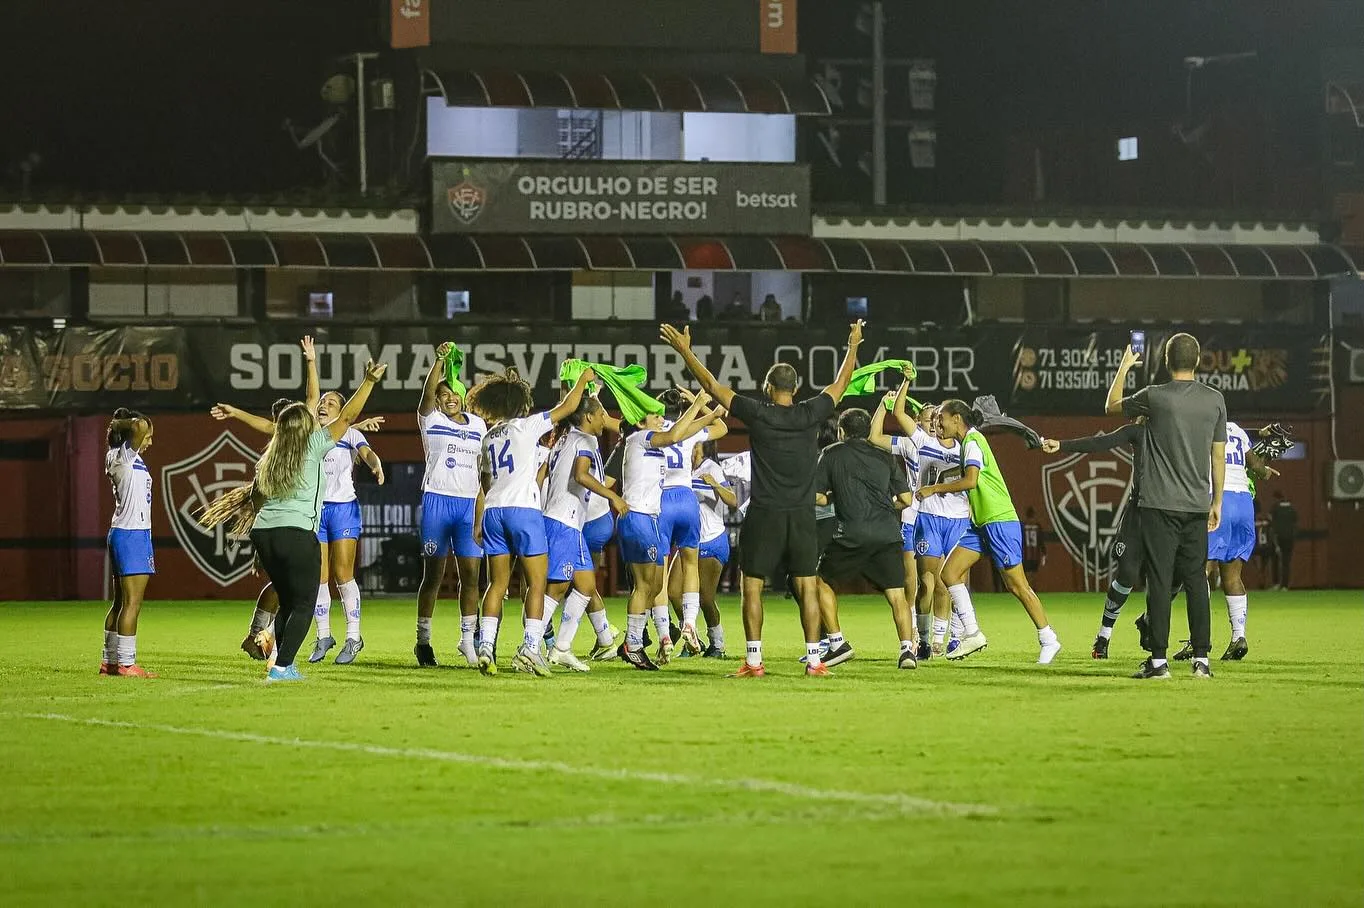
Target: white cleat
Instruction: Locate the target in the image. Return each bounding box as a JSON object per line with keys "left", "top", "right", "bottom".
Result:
{"left": 1038, "top": 639, "right": 1062, "bottom": 665}
{"left": 548, "top": 647, "right": 591, "bottom": 673}
{"left": 458, "top": 639, "right": 479, "bottom": 667}
{"left": 656, "top": 636, "right": 675, "bottom": 667}
{"left": 680, "top": 623, "right": 703, "bottom": 656}
{"left": 946, "top": 631, "right": 988, "bottom": 661}
{"left": 512, "top": 643, "right": 553, "bottom": 678}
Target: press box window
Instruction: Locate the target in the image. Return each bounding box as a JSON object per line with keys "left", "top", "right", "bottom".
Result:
{"left": 1117, "top": 137, "right": 1139, "bottom": 162}
{"left": 304, "top": 291, "right": 334, "bottom": 318}
{"left": 445, "top": 290, "right": 470, "bottom": 317}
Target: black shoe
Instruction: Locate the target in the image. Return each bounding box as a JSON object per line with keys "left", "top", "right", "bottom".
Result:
{"left": 701, "top": 644, "right": 727, "bottom": 659}
{"left": 414, "top": 643, "right": 438, "bottom": 667}
{"left": 1172, "top": 640, "right": 1195, "bottom": 661}
{"left": 1192, "top": 659, "right": 1214, "bottom": 679}
{"left": 916, "top": 639, "right": 932, "bottom": 662}
{"left": 823, "top": 641, "right": 856, "bottom": 668}
{"left": 1091, "top": 635, "right": 1110, "bottom": 660}
{"left": 618, "top": 642, "right": 659, "bottom": 671}
{"left": 1221, "top": 637, "right": 1248, "bottom": 661}
{"left": 898, "top": 648, "right": 918, "bottom": 670}
{"left": 669, "top": 622, "right": 682, "bottom": 646}
{"left": 1135, "top": 612, "right": 1153, "bottom": 653}
{"left": 1131, "top": 658, "right": 1171, "bottom": 680}
{"left": 642, "top": 626, "right": 653, "bottom": 647}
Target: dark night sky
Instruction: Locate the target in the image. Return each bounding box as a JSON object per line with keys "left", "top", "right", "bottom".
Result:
{"left": 1, "top": 0, "right": 1360, "bottom": 199}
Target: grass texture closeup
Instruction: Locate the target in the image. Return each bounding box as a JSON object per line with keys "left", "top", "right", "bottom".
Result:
{"left": 1, "top": 592, "right": 1361, "bottom": 907}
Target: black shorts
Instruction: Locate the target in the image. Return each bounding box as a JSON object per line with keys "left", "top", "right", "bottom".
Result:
{"left": 1112, "top": 506, "right": 1145, "bottom": 589}
{"left": 818, "top": 539, "right": 906, "bottom": 593}
{"left": 1023, "top": 559, "right": 1041, "bottom": 574}
{"left": 741, "top": 506, "right": 819, "bottom": 580}
{"left": 816, "top": 516, "right": 837, "bottom": 556}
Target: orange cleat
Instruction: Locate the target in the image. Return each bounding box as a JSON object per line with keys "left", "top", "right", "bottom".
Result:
{"left": 116, "top": 664, "right": 157, "bottom": 678}
{"left": 98, "top": 662, "right": 115, "bottom": 675}
{"left": 805, "top": 662, "right": 832, "bottom": 677}
{"left": 729, "top": 662, "right": 766, "bottom": 678}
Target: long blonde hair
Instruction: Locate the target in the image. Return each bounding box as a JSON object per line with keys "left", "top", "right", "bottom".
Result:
{"left": 199, "top": 402, "right": 317, "bottom": 535}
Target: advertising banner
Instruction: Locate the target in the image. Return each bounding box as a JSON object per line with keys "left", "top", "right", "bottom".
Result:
{"left": 430, "top": 160, "right": 811, "bottom": 235}
{"left": 760, "top": 0, "right": 797, "bottom": 54}
{"left": 389, "top": 0, "right": 430, "bottom": 48}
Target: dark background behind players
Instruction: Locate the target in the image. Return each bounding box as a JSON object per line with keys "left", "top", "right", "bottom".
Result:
{"left": 1270, "top": 491, "right": 1299, "bottom": 590}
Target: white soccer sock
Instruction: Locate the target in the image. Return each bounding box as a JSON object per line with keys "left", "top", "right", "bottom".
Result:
{"left": 1038, "top": 625, "right": 1058, "bottom": 646}
{"left": 542, "top": 595, "right": 560, "bottom": 633}
{"left": 650, "top": 604, "right": 671, "bottom": 641}
{"left": 1098, "top": 625, "right": 1114, "bottom": 640}
{"left": 416, "top": 616, "right": 433, "bottom": 645}
{"left": 681, "top": 592, "right": 701, "bottom": 628}
{"left": 1226, "top": 594, "right": 1248, "bottom": 639}
{"left": 103, "top": 630, "right": 118, "bottom": 664}
{"left": 805, "top": 641, "right": 823, "bottom": 667}
{"left": 522, "top": 617, "right": 545, "bottom": 650}
{"left": 745, "top": 640, "right": 763, "bottom": 667}
{"left": 900, "top": 639, "right": 914, "bottom": 653}
{"left": 249, "top": 607, "right": 273, "bottom": 633}
{"left": 828, "top": 631, "right": 846, "bottom": 648}
{"left": 916, "top": 610, "right": 933, "bottom": 642}
{"left": 479, "top": 616, "right": 499, "bottom": 648}
{"left": 949, "top": 611, "right": 965, "bottom": 639}
{"left": 708, "top": 623, "right": 725, "bottom": 649}
{"left": 460, "top": 616, "right": 477, "bottom": 647}
{"left": 314, "top": 584, "right": 332, "bottom": 639}
{"left": 931, "top": 617, "right": 948, "bottom": 645}
{"left": 626, "top": 613, "right": 647, "bottom": 650}
{"left": 947, "top": 584, "right": 980, "bottom": 636}
{"left": 588, "top": 608, "right": 613, "bottom": 644}
{"left": 116, "top": 634, "right": 136, "bottom": 667}
{"left": 555, "top": 590, "right": 591, "bottom": 651}
{"left": 338, "top": 580, "right": 361, "bottom": 641}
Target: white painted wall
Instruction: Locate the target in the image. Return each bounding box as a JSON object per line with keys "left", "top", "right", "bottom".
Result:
{"left": 682, "top": 112, "right": 796, "bottom": 162}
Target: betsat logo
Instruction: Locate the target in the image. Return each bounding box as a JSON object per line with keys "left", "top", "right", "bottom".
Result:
{"left": 161, "top": 431, "right": 261, "bottom": 587}
{"left": 1041, "top": 449, "right": 1134, "bottom": 578}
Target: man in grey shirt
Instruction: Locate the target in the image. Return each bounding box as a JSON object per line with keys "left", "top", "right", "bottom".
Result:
{"left": 1107, "top": 333, "right": 1226, "bottom": 680}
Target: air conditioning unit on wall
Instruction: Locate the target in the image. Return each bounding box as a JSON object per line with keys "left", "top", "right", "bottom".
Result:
{"left": 1328, "top": 461, "right": 1364, "bottom": 500}
{"left": 1349, "top": 348, "right": 1364, "bottom": 384}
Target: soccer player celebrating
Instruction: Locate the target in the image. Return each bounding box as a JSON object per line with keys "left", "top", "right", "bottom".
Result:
{"left": 541, "top": 395, "right": 629, "bottom": 672}
{"left": 905, "top": 406, "right": 971, "bottom": 657}
{"left": 102, "top": 409, "right": 156, "bottom": 677}
{"left": 467, "top": 367, "right": 593, "bottom": 677}
{"left": 921, "top": 400, "right": 1063, "bottom": 664}
{"left": 660, "top": 320, "right": 863, "bottom": 678}
{"left": 691, "top": 440, "right": 736, "bottom": 657}
{"left": 813, "top": 408, "right": 922, "bottom": 671}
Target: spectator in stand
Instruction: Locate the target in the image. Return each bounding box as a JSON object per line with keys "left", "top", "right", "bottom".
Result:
{"left": 720, "top": 292, "right": 749, "bottom": 321}
{"left": 1270, "top": 490, "right": 1298, "bottom": 589}
{"left": 696, "top": 294, "right": 714, "bottom": 321}
{"left": 759, "top": 293, "right": 783, "bottom": 322}
{"left": 663, "top": 291, "right": 690, "bottom": 322}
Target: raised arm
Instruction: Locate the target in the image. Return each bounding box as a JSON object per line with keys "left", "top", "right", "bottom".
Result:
{"left": 700, "top": 471, "right": 740, "bottom": 509}
{"left": 573, "top": 455, "right": 629, "bottom": 517}
{"left": 1042, "top": 423, "right": 1143, "bottom": 455}
{"left": 419, "top": 341, "right": 454, "bottom": 417}
{"left": 301, "top": 336, "right": 320, "bottom": 416}
{"left": 357, "top": 442, "right": 385, "bottom": 486}
{"left": 1106, "top": 345, "right": 1141, "bottom": 416}
{"left": 549, "top": 368, "right": 595, "bottom": 424}
{"left": 660, "top": 325, "right": 735, "bottom": 410}
{"left": 674, "top": 387, "right": 729, "bottom": 441}
{"left": 211, "top": 403, "right": 276, "bottom": 437}
{"left": 822, "top": 320, "right": 865, "bottom": 403}
{"left": 867, "top": 394, "right": 895, "bottom": 453}
{"left": 891, "top": 370, "right": 918, "bottom": 436}
{"left": 649, "top": 391, "right": 711, "bottom": 448}
{"left": 328, "top": 360, "right": 388, "bottom": 441}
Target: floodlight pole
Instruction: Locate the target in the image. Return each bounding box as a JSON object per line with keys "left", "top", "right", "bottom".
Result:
{"left": 871, "top": 0, "right": 887, "bottom": 206}
{"left": 355, "top": 52, "right": 379, "bottom": 195}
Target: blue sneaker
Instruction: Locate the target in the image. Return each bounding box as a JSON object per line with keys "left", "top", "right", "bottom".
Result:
{"left": 266, "top": 664, "right": 305, "bottom": 683}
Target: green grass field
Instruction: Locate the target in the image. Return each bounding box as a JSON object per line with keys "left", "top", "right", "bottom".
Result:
{"left": 2, "top": 592, "right": 1361, "bottom": 906}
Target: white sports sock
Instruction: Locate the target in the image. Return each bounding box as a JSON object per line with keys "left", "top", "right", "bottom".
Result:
{"left": 745, "top": 640, "right": 763, "bottom": 667}
{"left": 916, "top": 611, "right": 932, "bottom": 642}
{"left": 650, "top": 604, "right": 671, "bottom": 641}
{"left": 708, "top": 623, "right": 725, "bottom": 649}
{"left": 931, "top": 617, "right": 948, "bottom": 645}
{"left": 543, "top": 595, "right": 560, "bottom": 632}
{"left": 949, "top": 611, "right": 965, "bottom": 639}
{"left": 900, "top": 639, "right": 914, "bottom": 653}
{"left": 460, "top": 616, "right": 477, "bottom": 647}
{"left": 103, "top": 630, "right": 118, "bottom": 664}
{"left": 947, "top": 584, "right": 980, "bottom": 636}
{"left": 681, "top": 592, "right": 701, "bottom": 628}
{"left": 416, "top": 616, "right": 433, "bottom": 645}
{"left": 479, "top": 616, "right": 499, "bottom": 648}
{"left": 116, "top": 634, "right": 136, "bottom": 667}
{"left": 588, "top": 608, "right": 613, "bottom": 644}
{"left": 338, "top": 579, "right": 361, "bottom": 640}
{"left": 523, "top": 617, "right": 545, "bottom": 650}
{"left": 1150, "top": 658, "right": 1168, "bottom": 668}
{"left": 1038, "top": 625, "right": 1058, "bottom": 646}
{"left": 626, "top": 613, "right": 647, "bottom": 650}
{"left": 314, "top": 584, "right": 332, "bottom": 639}
{"left": 249, "top": 607, "right": 273, "bottom": 633}
{"left": 556, "top": 590, "right": 591, "bottom": 651}
{"left": 1226, "top": 594, "right": 1247, "bottom": 639}
{"left": 828, "top": 631, "right": 846, "bottom": 649}
{"left": 805, "top": 642, "right": 823, "bottom": 667}
{"left": 1098, "top": 625, "right": 1114, "bottom": 640}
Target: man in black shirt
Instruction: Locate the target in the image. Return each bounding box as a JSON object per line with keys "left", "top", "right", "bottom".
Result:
{"left": 1270, "top": 491, "right": 1298, "bottom": 589}
{"left": 812, "top": 408, "right": 919, "bottom": 670}
{"left": 661, "top": 320, "right": 863, "bottom": 677}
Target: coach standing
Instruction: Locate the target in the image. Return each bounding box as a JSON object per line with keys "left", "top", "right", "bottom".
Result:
{"left": 1106, "top": 333, "right": 1226, "bottom": 680}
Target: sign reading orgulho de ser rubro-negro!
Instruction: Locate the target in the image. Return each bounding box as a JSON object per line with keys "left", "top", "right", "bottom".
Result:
{"left": 431, "top": 160, "right": 810, "bottom": 235}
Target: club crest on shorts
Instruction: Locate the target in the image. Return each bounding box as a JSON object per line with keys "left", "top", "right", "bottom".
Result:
{"left": 915, "top": 538, "right": 929, "bottom": 556}
{"left": 161, "top": 431, "right": 261, "bottom": 588}
{"left": 1041, "top": 449, "right": 1134, "bottom": 581}
{"left": 647, "top": 545, "right": 659, "bottom": 563}
{"left": 423, "top": 540, "right": 438, "bottom": 556}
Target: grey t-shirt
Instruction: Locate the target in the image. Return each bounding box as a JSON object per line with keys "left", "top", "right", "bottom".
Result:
{"left": 1122, "top": 380, "right": 1226, "bottom": 514}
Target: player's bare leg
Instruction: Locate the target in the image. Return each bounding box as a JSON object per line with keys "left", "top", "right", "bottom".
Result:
{"left": 885, "top": 587, "right": 918, "bottom": 669}
{"left": 329, "top": 537, "right": 363, "bottom": 664}
{"left": 622, "top": 562, "right": 664, "bottom": 669}
{"left": 242, "top": 583, "right": 278, "bottom": 660}
{"left": 1218, "top": 560, "right": 1249, "bottom": 661}
{"left": 477, "top": 554, "right": 513, "bottom": 675}
{"left": 942, "top": 547, "right": 988, "bottom": 660}
{"left": 455, "top": 555, "right": 483, "bottom": 665}
{"left": 675, "top": 546, "right": 704, "bottom": 654}
{"left": 415, "top": 555, "right": 446, "bottom": 666}
{"left": 510, "top": 553, "right": 552, "bottom": 677}
{"left": 698, "top": 556, "right": 727, "bottom": 656}
{"left": 110, "top": 574, "right": 154, "bottom": 677}
{"left": 998, "top": 564, "right": 1061, "bottom": 664}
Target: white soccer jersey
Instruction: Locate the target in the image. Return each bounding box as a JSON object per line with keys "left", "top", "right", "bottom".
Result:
{"left": 321, "top": 427, "right": 367, "bottom": 503}
{"left": 1223, "top": 421, "right": 1252, "bottom": 494}
{"left": 106, "top": 445, "right": 153, "bottom": 531}
{"left": 621, "top": 429, "right": 667, "bottom": 516}
{"left": 482, "top": 412, "right": 554, "bottom": 510}
{"left": 420, "top": 410, "right": 487, "bottom": 498}
{"left": 692, "top": 458, "right": 729, "bottom": 543}
{"left": 720, "top": 451, "right": 751, "bottom": 483}
{"left": 891, "top": 427, "right": 931, "bottom": 524}
{"left": 662, "top": 423, "right": 710, "bottom": 489}
{"left": 544, "top": 429, "right": 601, "bottom": 529}
{"left": 917, "top": 437, "right": 971, "bottom": 519}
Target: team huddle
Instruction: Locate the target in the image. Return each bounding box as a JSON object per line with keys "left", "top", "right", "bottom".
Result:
{"left": 96, "top": 325, "right": 1287, "bottom": 681}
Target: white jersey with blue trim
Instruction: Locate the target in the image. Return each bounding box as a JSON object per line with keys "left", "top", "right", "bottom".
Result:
{"left": 1223, "top": 421, "right": 1253, "bottom": 495}
{"left": 692, "top": 458, "right": 729, "bottom": 543}
{"left": 891, "top": 427, "right": 931, "bottom": 525}
{"left": 322, "top": 427, "right": 367, "bottom": 504}
{"left": 917, "top": 437, "right": 971, "bottom": 520}
{"left": 661, "top": 422, "right": 710, "bottom": 489}
{"left": 622, "top": 429, "right": 667, "bottom": 516}
{"left": 420, "top": 409, "right": 486, "bottom": 498}
{"left": 544, "top": 429, "right": 601, "bottom": 529}
{"left": 482, "top": 412, "right": 555, "bottom": 510}
{"left": 106, "top": 445, "right": 153, "bottom": 531}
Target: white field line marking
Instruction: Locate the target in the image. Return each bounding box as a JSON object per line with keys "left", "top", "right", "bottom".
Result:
{"left": 11, "top": 712, "right": 997, "bottom": 817}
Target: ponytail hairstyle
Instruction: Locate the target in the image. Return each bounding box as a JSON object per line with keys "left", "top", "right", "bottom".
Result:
{"left": 107, "top": 408, "right": 150, "bottom": 449}
{"left": 658, "top": 388, "right": 689, "bottom": 422}
{"left": 197, "top": 482, "right": 259, "bottom": 538}
{"left": 937, "top": 399, "right": 983, "bottom": 438}
{"left": 467, "top": 368, "right": 534, "bottom": 423}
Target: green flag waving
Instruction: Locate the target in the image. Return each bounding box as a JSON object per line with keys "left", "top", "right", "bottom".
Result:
{"left": 559, "top": 360, "right": 664, "bottom": 425}
{"left": 442, "top": 345, "right": 468, "bottom": 400}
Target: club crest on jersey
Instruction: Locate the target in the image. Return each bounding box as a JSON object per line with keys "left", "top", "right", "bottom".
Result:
{"left": 1041, "top": 449, "right": 1134, "bottom": 580}
{"left": 161, "top": 431, "right": 261, "bottom": 588}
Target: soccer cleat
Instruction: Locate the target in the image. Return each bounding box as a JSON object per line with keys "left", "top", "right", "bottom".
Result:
{"left": 898, "top": 649, "right": 918, "bottom": 670}
{"left": 266, "top": 664, "right": 304, "bottom": 683}
{"left": 512, "top": 643, "right": 553, "bottom": 678}
{"left": 931, "top": 640, "right": 946, "bottom": 658}
{"left": 916, "top": 639, "right": 933, "bottom": 662}
{"left": 548, "top": 647, "right": 591, "bottom": 673}
{"left": 115, "top": 664, "right": 157, "bottom": 678}
{"left": 805, "top": 662, "right": 832, "bottom": 677}
{"left": 1135, "top": 612, "right": 1153, "bottom": 653}
{"left": 679, "top": 623, "right": 704, "bottom": 657}
{"left": 1192, "top": 660, "right": 1214, "bottom": 679}
{"left": 98, "top": 661, "right": 115, "bottom": 675}
{"left": 589, "top": 635, "right": 622, "bottom": 661}
{"left": 618, "top": 643, "right": 659, "bottom": 671}
{"left": 1131, "top": 659, "right": 1171, "bottom": 680}
{"left": 946, "top": 632, "right": 988, "bottom": 661}
{"left": 477, "top": 642, "right": 498, "bottom": 676}
{"left": 729, "top": 662, "right": 766, "bottom": 678}
{"left": 242, "top": 628, "right": 274, "bottom": 661}
{"left": 307, "top": 636, "right": 336, "bottom": 664}
{"left": 1038, "top": 639, "right": 1062, "bottom": 665}
{"left": 945, "top": 638, "right": 961, "bottom": 657}
{"left": 1172, "top": 640, "right": 1195, "bottom": 661}
{"left": 458, "top": 638, "right": 479, "bottom": 667}
{"left": 823, "top": 641, "right": 856, "bottom": 668}
{"left": 1221, "top": 637, "right": 1248, "bottom": 661}
{"left": 334, "top": 637, "right": 364, "bottom": 665}
{"left": 1092, "top": 635, "right": 1110, "bottom": 660}
{"left": 669, "top": 622, "right": 682, "bottom": 647}
{"left": 702, "top": 644, "right": 727, "bottom": 659}
{"left": 656, "top": 636, "right": 675, "bottom": 667}
{"left": 414, "top": 643, "right": 438, "bottom": 667}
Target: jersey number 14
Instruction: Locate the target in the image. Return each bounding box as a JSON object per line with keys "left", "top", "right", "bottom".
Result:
{"left": 487, "top": 439, "right": 515, "bottom": 478}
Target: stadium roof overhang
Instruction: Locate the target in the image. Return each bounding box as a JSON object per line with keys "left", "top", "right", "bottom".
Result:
{"left": 1, "top": 230, "right": 1360, "bottom": 279}
{"left": 422, "top": 67, "right": 831, "bottom": 115}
